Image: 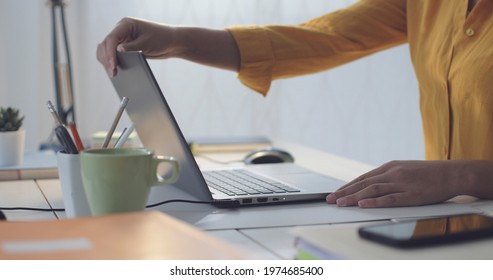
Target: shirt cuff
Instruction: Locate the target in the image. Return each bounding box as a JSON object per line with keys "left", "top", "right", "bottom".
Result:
{"left": 226, "top": 25, "right": 275, "bottom": 96}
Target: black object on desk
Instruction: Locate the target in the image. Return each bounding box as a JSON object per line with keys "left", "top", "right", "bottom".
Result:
{"left": 55, "top": 125, "right": 78, "bottom": 154}
{"left": 358, "top": 213, "right": 493, "bottom": 248}
{"left": 0, "top": 210, "right": 6, "bottom": 221}
{"left": 243, "top": 147, "right": 295, "bottom": 165}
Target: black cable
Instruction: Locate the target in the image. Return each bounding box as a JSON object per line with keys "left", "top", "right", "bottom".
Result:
{"left": 145, "top": 199, "right": 211, "bottom": 208}
{"left": 0, "top": 199, "right": 213, "bottom": 213}
{"left": 0, "top": 207, "right": 65, "bottom": 212}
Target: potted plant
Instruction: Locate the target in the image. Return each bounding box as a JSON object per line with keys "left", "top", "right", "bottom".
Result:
{"left": 0, "top": 107, "right": 25, "bottom": 166}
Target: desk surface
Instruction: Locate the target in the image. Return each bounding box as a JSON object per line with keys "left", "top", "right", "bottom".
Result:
{"left": 1, "top": 139, "right": 492, "bottom": 259}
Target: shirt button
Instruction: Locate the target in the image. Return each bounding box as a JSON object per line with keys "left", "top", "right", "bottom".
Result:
{"left": 465, "top": 27, "right": 475, "bottom": 36}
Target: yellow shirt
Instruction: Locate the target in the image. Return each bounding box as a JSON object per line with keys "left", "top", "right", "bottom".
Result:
{"left": 226, "top": 0, "right": 493, "bottom": 161}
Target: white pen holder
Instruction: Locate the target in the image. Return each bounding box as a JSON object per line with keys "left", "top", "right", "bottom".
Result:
{"left": 57, "top": 151, "right": 92, "bottom": 218}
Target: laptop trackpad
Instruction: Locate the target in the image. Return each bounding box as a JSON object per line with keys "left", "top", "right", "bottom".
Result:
{"left": 273, "top": 173, "right": 344, "bottom": 193}
{"left": 245, "top": 163, "right": 345, "bottom": 193}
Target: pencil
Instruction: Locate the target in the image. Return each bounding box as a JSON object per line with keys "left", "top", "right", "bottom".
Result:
{"left": 68, "top": 122, "right": 84, "bottom": 152}
{"left": 102, "top": 97, "right": 129, "bottom": 148}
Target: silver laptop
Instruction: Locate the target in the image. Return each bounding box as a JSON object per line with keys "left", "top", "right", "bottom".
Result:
{"left": 110, "top": 51, "right": 345, "bottom": 207}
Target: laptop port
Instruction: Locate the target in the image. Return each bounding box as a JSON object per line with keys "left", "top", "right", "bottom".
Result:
{"left": 257, "top": 198, "right": 268, "bottom": 203}
{"left": 242, "top": 198, "right": 253, "bottom": 204}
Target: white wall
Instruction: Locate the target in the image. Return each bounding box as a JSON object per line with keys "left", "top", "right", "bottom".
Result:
{"left": 0, "top": 0, "right": 52, "bottom": 152}
{"left": 0, "top": 0, "right": 424, "bottom": 167}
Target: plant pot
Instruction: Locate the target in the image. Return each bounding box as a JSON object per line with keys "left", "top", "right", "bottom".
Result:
{"left": 0, "top": 129, "right": 25, "bottom": 166}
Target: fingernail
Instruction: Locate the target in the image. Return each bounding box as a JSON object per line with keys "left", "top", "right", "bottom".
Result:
{"left": 107, "top": 68, "right": 114, "bottom": 77}
{"left": 336, "top": 197, "right": 347, "bottom": 207}
{"left": 326, "top": 194, "right": 336, "bottom": 203}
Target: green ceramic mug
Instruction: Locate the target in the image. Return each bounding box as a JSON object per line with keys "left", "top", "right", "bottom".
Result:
{"left": 80, "top": 148, "right": 179, "bottom": 216}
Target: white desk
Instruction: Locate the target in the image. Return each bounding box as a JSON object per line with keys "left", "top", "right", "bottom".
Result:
{"left": 2, "top": 140, "right": 492, "bottom": 259}
{"left": 0, "top": 180, "right": 56, "bottom": 221}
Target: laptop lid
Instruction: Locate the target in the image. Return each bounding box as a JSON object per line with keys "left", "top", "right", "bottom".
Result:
{"left": 110, "top": 51, "right": 213, "bottom": 204}
{"left": 110, "top": 51, "right": 344, "bottom": 206}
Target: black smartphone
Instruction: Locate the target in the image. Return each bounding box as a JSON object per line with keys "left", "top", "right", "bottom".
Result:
{"left": 358, "top": 213, "right": 493, "bottom": 248}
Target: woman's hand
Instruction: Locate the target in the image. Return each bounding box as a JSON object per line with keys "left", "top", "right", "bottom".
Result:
{"left": 97, "top": 17, "right": 239, "bottom": 78}
{"left": 325, "top": 160, "right": 492, "bottom": 208}
{"left": 96, "top": 17, "right": 177, "bottom": 77}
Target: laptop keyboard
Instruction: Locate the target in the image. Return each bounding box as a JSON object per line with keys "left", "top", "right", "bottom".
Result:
{"left": 203, "top": 169, "right": 300, "bottom": 196}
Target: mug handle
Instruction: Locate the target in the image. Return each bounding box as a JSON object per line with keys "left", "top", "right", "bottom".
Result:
{"left": 151, "top": 155, "right": 180, "bottom": 185}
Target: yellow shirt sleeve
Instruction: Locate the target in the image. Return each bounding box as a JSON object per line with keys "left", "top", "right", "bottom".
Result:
{"left": 226, "top": 0, "right": 407, "bottom": 96}
{"left": 228, "top": 0, "right": 493, "bottom": 161}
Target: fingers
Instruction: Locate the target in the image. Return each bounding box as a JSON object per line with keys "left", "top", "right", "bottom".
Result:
{"left": 357, "top": 194, "right": 402, "bottom": 208}
{"left": 326, "top": 161, "right": 404, "bottom": 207}
{"left": 96, "top": 39, "right": 118, "bottom": 77}
{"left": 327, "top": 181, "right": 400, "bottom": 206}
{"left": 326, "top": 167, "right": 390, "bottom": 204}
{"left": 335, "top": 161, "right": 395, "bottom": 192}
{"left": 96, "top": 18, "right": 134, "bottom": 77}
{"left": 326, "top": 184, "right": 417, "bottom": 208}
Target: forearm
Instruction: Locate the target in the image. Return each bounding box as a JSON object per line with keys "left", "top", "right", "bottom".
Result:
{"left": 172, "top": 27, "right": 240, "bottom": 72}
{"left": 461, "top": 160, "right": 493, "bottom": 200}
{"left": 226, "top": 0, "right": 407, "bottom": 95}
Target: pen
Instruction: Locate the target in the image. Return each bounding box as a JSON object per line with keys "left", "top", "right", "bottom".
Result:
{"left": 46, "top": 100, "right": 79, "bottom": 154}
{"left": 113, "top": 127, "right": 127, "bottom": 148}
{"left": 47, "top": 101, "right": 63, "bottom": 126}
{"left": 68, "top": 122, "right": 85, "bottom": 152}
{"left": 102, "top": 97, "right": 129, "bottom": 148}
{"left": 55, "top": 125, "right": 79, "bottom": 154}
{"left": 114, "top": 123, "right": 135, "bottom": 148}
